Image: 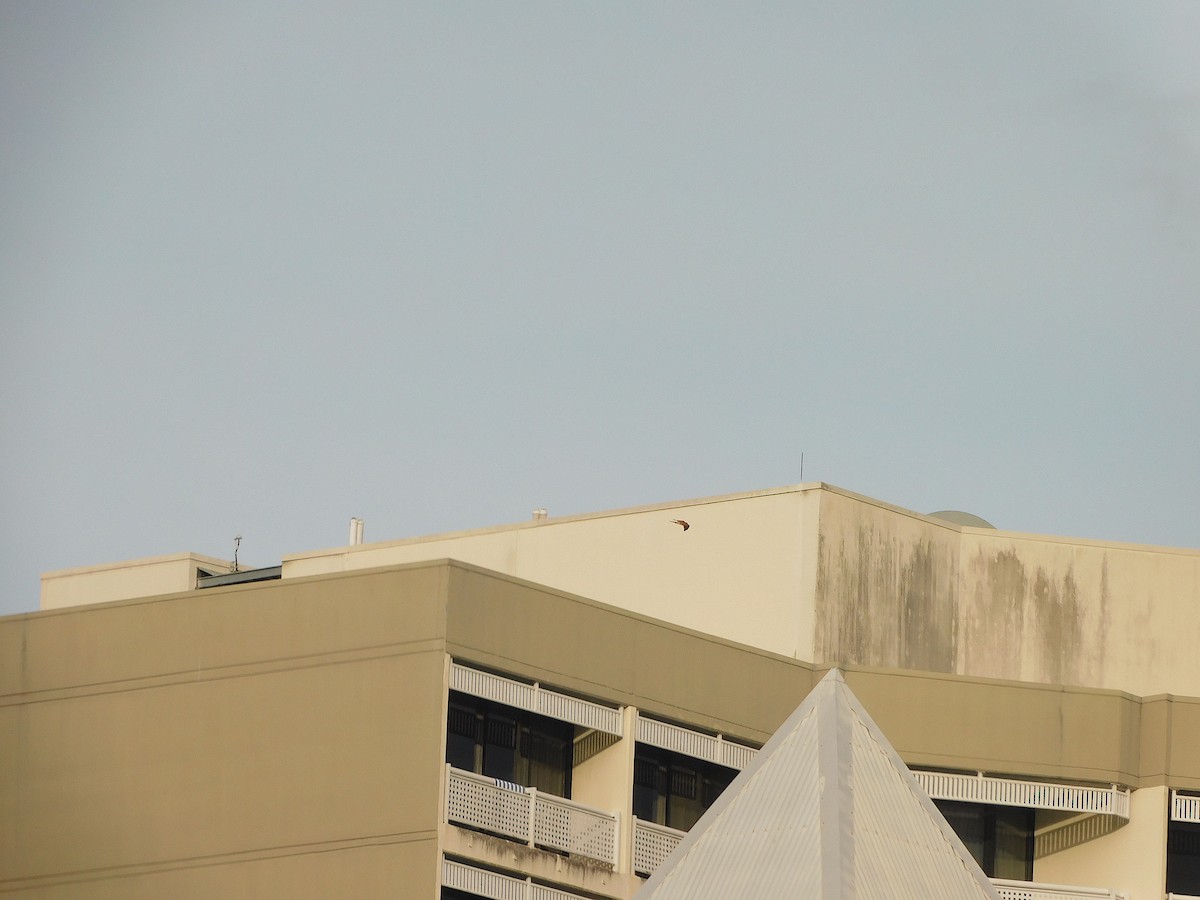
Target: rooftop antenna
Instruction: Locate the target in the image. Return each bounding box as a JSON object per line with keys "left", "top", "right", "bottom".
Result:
{"left": 800, "top": 452, "right": 804, "bottom": 482}
{"left": 233, "top": 535, "right": 242, "bottom": 573}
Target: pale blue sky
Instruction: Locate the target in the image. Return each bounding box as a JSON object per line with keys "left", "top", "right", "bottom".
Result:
{"left": 2, "top": 2, "right": 1198, "bottom": 616}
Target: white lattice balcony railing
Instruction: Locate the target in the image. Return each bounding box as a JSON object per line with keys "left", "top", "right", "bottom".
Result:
{"left": 633, "top": 818, "right": 685, "bottom": 876}
{"left": 628, "top": 826, "right": 1132, "bottom": 900}
{"left": 1172, "top": 790, "right": 1200, "bottom": 823}
{"left": 442, "top": 857, "right": 593, "bottom": 900}
{"left": 913, "top": 770, "right": 1131, "bottom": 820}
{"left": 991, "top": 879, "right": 1126, "bottom": 900}
{"left": 451, "top": 662, "right": 624, "bottom": 736}
{"left": 636, "top": 714, "right": 757, "bottom": 770}
{"left": 444, "top": 766, "right": 618, "bottom": 866}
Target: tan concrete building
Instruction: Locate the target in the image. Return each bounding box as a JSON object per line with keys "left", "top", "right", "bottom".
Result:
{"left": 6, "top": 483, "right": 1200, "bottom": 898}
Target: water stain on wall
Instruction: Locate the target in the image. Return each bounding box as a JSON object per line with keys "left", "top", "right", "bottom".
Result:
{"left": 817, "top": 526, "right": 1107, "bottom": 687}
{"left": 964, "top": 549, "right": 1027, "bottom": 680}
{"left": 961, "top": 548, "right": 1101, "bottom": 686}
{"left": 815, "top": 526, "right": 958, "bottom": 672}
{"left": 1029, "top": 567, "right": 1082, "bottom": 683}
{"left": 900, "top": 538, "right": 959, "bottom": 672}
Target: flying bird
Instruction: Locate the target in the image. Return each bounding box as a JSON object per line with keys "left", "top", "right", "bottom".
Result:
{"left": 671, "top": 519, "right": 690, "bottom": 531}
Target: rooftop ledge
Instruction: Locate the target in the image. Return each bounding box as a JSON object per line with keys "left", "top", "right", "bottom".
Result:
{"left": 281, "top": 482, "right": 1200, "bottom": 565}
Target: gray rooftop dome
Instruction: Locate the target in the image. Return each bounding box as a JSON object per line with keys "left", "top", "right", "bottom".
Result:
{"left": 927, "top": 509, "right": 995, "bottom": 528}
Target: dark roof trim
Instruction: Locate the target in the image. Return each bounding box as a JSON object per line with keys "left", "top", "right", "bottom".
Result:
{"left": 196, "top": 566, "right": 283, "bottom": 589}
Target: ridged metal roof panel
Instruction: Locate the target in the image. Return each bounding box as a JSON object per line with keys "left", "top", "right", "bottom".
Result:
{"left": 849, "top": 705, "right": 1002, "bottom": 896}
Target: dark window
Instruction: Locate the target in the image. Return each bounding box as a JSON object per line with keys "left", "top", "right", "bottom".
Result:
{"left": 1168, "top": 820, "right": 1200, "bottom": 894}
{"left": 446, "top": 702, "right": 481, "bottom": 772}
{"left": 934, "top": 800, "right": 1034, "bottom": 879}
{"left": 446, "top": 691, "right": 573, "bottom": 797}
{"left": 484, "top": 713, "right": 518, "bottom": 781}
{"left": 634, "top": 745, "right": 736, "bottom": 832}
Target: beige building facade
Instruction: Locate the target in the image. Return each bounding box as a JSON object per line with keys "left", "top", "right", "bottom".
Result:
{"left": 9, "top": 484, "right": 1200, "bottom": 898}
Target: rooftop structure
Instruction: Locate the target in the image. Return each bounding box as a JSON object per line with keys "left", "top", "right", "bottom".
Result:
{"left": 9, "top": 483, "right": 1200, "bottom": 899}
{"left": 42, "top": 483, "right": 1200, "bottom": 697}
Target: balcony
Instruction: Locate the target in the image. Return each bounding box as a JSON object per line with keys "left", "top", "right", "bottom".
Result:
{"left": 633, "top": 818, "right": 684, "bottom": 876}
{"left": 632, "top": 821, "right": 1125, "bottom": 899}
{"left": 913, "top": 770, "right": 1130, "bottom": 819}
{"left": 451, "top": 662, "right": 624, "bottom": 736}
{"left": 1173, "top": 790, "right": 1200, "bottom": 823}
{"left": 635, "top": 714, "right": 757, "bottom": 770}
{"left": 444, "top": 765, "right": 618, "bottom": 866}
{"left": 991, "top": 880, "right": 1126, "bottom": 900}
{"left": 442, "top": 858, "right": 593, "bottom": 900}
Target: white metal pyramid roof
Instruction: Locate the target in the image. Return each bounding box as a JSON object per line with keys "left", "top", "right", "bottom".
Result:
{"left": 635, "top": 668, "right": 1002, "bottom": 899}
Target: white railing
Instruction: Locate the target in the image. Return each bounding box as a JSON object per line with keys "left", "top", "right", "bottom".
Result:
{"left": 451, "top": 662, "right": 624, "bottom": 736}
{"left": 636, "top": 714, "right": 757, "bottom": 770}
{"left": 991, "top": 879, "right": 1126, "bottom": 900}
{"left": 442, "top": 857, "right": 592, "bottom": 900}
{"left": 1167, "top": 895, "right": 1200, "bottom": 900}
{"left": 633, "top": 819, "right": 685, "bottom": 875}
{"left": 627, "top": 825, "right": 1130, "bottom": 900}
{"left": 1172, "top": 790, "right": 1200, "bottom": 823}
{"left": 444, "top": 766, "right": 618, "bottom": 866}
{"left": 913, "top": 771, "right": 1130, "bottom": 820}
